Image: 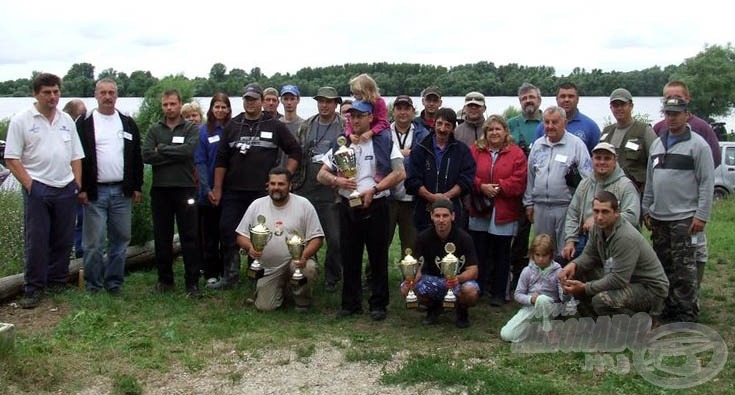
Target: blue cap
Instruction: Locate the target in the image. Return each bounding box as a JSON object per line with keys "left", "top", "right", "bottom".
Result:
{"left": 348, "top": 100, "right": 373, "bottom": 114}
{"left": 280, "top": 84, "right": 300, "bottom": 97}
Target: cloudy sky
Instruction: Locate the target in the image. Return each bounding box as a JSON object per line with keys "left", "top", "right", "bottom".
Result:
{"left": 0, "top": 0, "right": 730, "bottom": 82}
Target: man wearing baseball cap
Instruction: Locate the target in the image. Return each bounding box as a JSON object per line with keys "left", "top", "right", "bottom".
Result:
{"left": 415, "top": 86, "right": 442, "bottom": 134}
{"left": 279, "top": 84, "right": 303, "bottom": 136}
{"left": 562, "top": 142, "right": 641, "bottom": 262}
{"left": 454, "top": 92, "right": 486, "bottom": 148}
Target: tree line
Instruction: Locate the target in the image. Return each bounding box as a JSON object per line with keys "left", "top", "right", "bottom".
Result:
{"left": 1, "top": 44, "right": 733, "bottom": 120}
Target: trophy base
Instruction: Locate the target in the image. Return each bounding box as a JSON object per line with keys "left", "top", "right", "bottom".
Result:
{"left": 247, "top": 267, "right": 264, "bottom": 280}
{"left": 406, "top": 300, "right": 419, "bottom": 309}
{"left": 348, "top": 196, "right": 363, "bottom": 207}
{"left": 442, "top": 300, "right": 456, "bottom": 310}
{"left": 289, "top": 277, "right": 307, "bottom": 287}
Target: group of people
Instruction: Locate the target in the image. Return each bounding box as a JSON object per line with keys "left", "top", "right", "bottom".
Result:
{"left": 6, "top": 72, "right": 715, "bottom": 339}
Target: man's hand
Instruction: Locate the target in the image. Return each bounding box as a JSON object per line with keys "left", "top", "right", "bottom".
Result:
{"left": 293, "top": 259, "right": 306, "bottom": 269}
{"left": 362, "top": 187, "right": 375, "bottom": 208}
{"left": 561, "top": 242, "right": 576, "bottom": 261}
{"left": 689, "top": 218, "right": 707, "bottom": 234}
{"left": 77, "top": 191, "right": 88, "bottom": 205}
{"left": 248, "top": 247, "right": 263, "bottom": 260}
{"left": 210, "top": 187, "right": 222, "bottom": 206}
{"left": 582, "top": 217, "right": 594, "bottom": 233}
{"left": 349, "top": 134, "right": 360, "bottom": 145}
{"left": 530, "top": 293, "right": 538, "bottom": 305}
{"left": 643, "top": 214, "right": 652, "bottom": 230}
{"left": 558, "top": 262, "right": 576, "bottom": 282}
{"left": 445, "top": 277, "right": 459, "bottom": 289}
{"left": 133, "top": 191, "right": 142, "bottom": 204}
{"left": 562, "top": 279, "right": 586, "bottom": 298}
{"left": 526, "top": 207, "right": 534, "bottom": 223}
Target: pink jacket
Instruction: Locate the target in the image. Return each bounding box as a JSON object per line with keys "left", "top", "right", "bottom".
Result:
{"left": 345, "top": 97, "right": 390, "bottom": 136}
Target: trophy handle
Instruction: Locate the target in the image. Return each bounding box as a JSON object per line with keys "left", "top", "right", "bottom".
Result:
{"left": 434, "top": 256, "right": 441, "bottom": 271}
{"left": 458, "top": 255, "right": 466, "bottom": 272}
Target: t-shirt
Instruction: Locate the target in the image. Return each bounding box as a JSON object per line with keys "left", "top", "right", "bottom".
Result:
{"left": 92, "top": 110, "right": 125, "bottom": 183}
{"left": 414, "top": 226, "right": 478, "bottom": 278}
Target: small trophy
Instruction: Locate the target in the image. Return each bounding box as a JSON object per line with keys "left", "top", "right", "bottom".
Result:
{"left": 332, "top": 136, "right": 362, "bottom": 207}
{"left": 247, "top": 215, "right": 272, "bottom": 280}
{"left": 435, "top": 242, "right": 465, "bottom": 310}
{"left": 286, "top": 232, "right": 307, "bottom": 287}
{"left": 398, "top": 248, "right": 420, "bottom": 309}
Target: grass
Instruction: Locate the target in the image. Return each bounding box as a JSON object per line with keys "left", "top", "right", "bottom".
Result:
{"left": 0, "top": 200, "right": 734, "bottom": 394}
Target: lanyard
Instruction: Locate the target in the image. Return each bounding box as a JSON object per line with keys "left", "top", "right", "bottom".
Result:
{"left": 394, "top": 128, "right": 410, "bottom": 150}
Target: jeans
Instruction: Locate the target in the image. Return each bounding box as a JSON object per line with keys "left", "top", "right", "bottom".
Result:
{"left": 82, "top": 183, "right": 132, "bottom": 291}
{"left": 314, "top": 200, "right": 341, "bottom": 285}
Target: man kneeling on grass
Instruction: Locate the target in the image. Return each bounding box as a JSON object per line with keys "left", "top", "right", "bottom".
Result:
{"left": 236, "top": 167, "right": 324, "bottom": 312}
{"left": 400, "top": 199, "right": 479, "bottom": 328}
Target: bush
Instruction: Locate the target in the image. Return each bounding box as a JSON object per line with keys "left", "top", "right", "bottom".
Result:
{"left": 130, "top": 166, "right": 153, "bottom": 246}
{"left": 0, "top": 190, "right": 24, "bottom": 277}
{"left": 135, "top": 75, "right": 195, "bottom": 136}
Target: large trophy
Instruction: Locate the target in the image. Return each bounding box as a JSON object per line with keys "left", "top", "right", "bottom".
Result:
{"left": 397, "top": 248, "right": 420, "bottom": 309}
{"left": 332, "top": 136, "right": 362, "bottom": 207}
{"left": 286, "top": 232, "right": 307, "bottom": 287}
{"left": 247, "top": 215, "right": 272, "bottom": 280}
{"left": 435, "top": 242, "right": 465, "bottom": 310}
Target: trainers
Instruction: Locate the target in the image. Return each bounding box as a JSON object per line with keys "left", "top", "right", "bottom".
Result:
{"left": 422, "top": 306, "right": 441, "bottom": 325}
{"left": 153, "top": 282, "right": 174, "bottom": 293}
{"left": 19, "top": 291, "right": 40, "bottom": 309}
{"left": 186, "top": 285, "right": 203, "bottom": 299}
{"left": 206, "top": 278, "right": 234, "bottom": 290}
{"left": 370, "top": 309, "right": 387, "bottom": 321}
{"left": 455, "top": 306, "right": 470, "bottom": 328}
{"left": 206, "top": 277, "right": 219, "bottom": 286}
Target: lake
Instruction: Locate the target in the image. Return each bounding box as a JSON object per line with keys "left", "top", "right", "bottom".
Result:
{"left": 2, "top": 96, "right": 733, "bottom": 133}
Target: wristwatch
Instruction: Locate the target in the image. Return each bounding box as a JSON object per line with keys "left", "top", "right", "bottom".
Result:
{"left": 373, "top": 185, "right": 379, "bottom": 194}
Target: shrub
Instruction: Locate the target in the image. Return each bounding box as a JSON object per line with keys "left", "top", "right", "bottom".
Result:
{"left": 130, "top": 166, "right": 153, "bottom": 246}
{"left": 0, "top": 190, "right": 24, "bottom": 277}
{"left": 135, "top": 75, "right": 195, "bottom": 136}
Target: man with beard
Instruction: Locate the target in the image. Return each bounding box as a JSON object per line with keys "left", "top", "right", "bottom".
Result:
{"left": 535, "top": 82, "right": 601, "bottom": 154}
{"left": 236, "top": 167, "right": 324, "bottom": 312}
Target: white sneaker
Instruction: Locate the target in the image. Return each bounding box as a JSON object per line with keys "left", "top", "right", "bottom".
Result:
{"left": 206, "top": 277, "right": 218, "bottom": 285}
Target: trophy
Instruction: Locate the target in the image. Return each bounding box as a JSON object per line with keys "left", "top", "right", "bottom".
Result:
{"left": 332, "top": 136, "right": 362, "bottom": 207}
{"left": 286, "top": 232, "right": 307, "bottom": 287}
{"left": 247, "top": 215, "right": 272, "bottom": 280}
{"left": 397, "top": 248, "right": 420, "bottom": 309}
{"left": 435, "top": 242, "right": 465, "bottom": 310}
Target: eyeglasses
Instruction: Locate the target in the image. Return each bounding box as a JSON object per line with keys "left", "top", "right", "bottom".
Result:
{"left": 465, "top": 96, "right": 484, "bottom": 102}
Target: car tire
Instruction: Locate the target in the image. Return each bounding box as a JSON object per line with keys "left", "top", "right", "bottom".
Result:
{"left": 714, "top": 186, "right": 729, "bottom": 201}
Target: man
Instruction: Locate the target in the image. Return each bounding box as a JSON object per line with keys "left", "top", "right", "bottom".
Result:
{"left": 5, "top": 73, "right": 84, "bottom": 309}
{"left": 209, "top": 83, "right": 301, "bottom": 290}
{"left": 293, "top": 86, "right": 346, "bottom": 292}
{"left": 414, "top": 86, "right": 442, "bottom": 135}
{"left": 507, "top": 82, "right": 543, "bottom": 291}
{"left": 642, "top": 96, "right": 714, "bottom": 323}
{"left": 76, "top": 78, "right": 144, "bottom": 295}
{"left": 63, "top": 99, "right": 87, "bottom": 122}
{"left": 236, "top": 167, "right": 324, "bottom": 312}
{"left": 63, "top": 99, "right": 88, "bottom": 259}
{"left": 536, "top": 82, "right": 601, "bottom": 154}
{"left": 317, "top": 100, "right": 405, "bottom": 321}
{"left": 388, "top": 95, "right": 429, "bottom": 254}
{"left": 401, "top": 199, "right": 479, "bottom": 328}
{"left": 262, "top": 87, "right": 282, "bottom": 119}
{"left": 406, "top": 108, "right": 476, "bottom": 232}
{"left": 599, "top": 88, "right": 657, "bottom": 194}
{"left": 524, "top": 106, "right": 592, "bottom": 256}
{"left": 279, "top": 84, "right": 303, "bottom": 136}
{"left": 142, "top": 89, "right": 202, "bottom": 297}
{"left": 453, "top": 92, "right": 486, "bottom": 147}
{"left": 559, "top": 191, "right": 669, "bottom": 318}
{"left": 562, "top": 142, "right": 640, "bottom": 262}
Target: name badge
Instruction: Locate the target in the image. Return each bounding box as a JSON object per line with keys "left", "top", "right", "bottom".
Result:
{"left": 312, "top": 153, "right": 324, "bottom": 163}
{"left": 625, "top": 141, "right": 639, "bottom": 151}
{"left": 652, "top": 157, "right": 659, "bottom": 167}
{"left": 208, "top": 135, "right": 220, "bottom": 144}
{"left": 600, "top": 133, "right": 609, "bottom": 141}
{"left": 260, "top": 131, "right": 273, "bottom": 139}
{"left": 554, "top": 154, "right": 568, "bottom": 163}
{"left": 172, "top": 136, "right": 185, "bottom": 144}
{"left": 123, "top": 132, "right": 133, "bottom": 141}
{"left": 61, "top": 131, "right": 71, "bottom": 142}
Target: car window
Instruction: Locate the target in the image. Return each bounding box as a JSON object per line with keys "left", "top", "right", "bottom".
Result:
{"left": 726, "top": 147, "right": 735, "bottom": 166}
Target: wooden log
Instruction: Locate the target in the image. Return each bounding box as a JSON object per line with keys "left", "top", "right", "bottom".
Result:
{"left": 0, "top": 236, "right": 180, "bottom": 301}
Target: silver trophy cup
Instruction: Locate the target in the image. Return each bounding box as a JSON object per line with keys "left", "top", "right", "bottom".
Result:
{"left": 435, "top": 242, "right": 465, "bottom": 310}
{"left": 247, "top": 215, "right": 272, "bottom": 280}
{"left": 286, "top": 233, "right": 307, "bottom": 287}
{"left": 398, "top": 248, "right": 420, "bottom": 309}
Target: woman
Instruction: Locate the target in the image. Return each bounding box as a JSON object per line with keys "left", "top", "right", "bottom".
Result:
{"left": 195, "top": 93, "right": 231, "bottom": 284}
{"left": 468, "top": 115, "right": 527, "bottom": 306}
{"left": 182, "top": 101, "right": 204, "bottom": 125}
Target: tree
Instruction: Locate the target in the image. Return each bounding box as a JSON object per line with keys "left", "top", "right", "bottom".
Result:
{"left": 135, "top": 75, "right": 194, "bottom": 134}
{"left": 672, "top": 43, "right": 735, "bottom": 119}
{"left": 127, "top": 71, "right": 158, "bottom": 97}
{"left": 62, "top": 62, "right": 96, "bottom": 97}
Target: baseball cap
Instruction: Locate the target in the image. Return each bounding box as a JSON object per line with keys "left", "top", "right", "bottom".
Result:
{"left": 243, "top": 83, "right": 263, "bottom": 99}
{"left": 609, "top": 88, "right": 632, "bottom": 103}
{"left": 348, "top": 100, "right": 373, "bottom": 114}
{"left": 592, "top": 142, "right": 617, "bottom": 156}
{"left": 280, "top": 84, "right": 300, "bottom": 97}
{"left": 464, "top": 92, "right": 485, "bottom": 106}
{"left": 431, "top": 199, "right": 454, "bottom": 212}
{"left": 662, "top": 96, "right": 688, "bottom": 112}
{"left": 393, "top": 95, "right": 413, "bottom": 107}
{"left": 263, "top": 87, "right": 279, "bottom": 97}
{"left": 421, "top": 86, "right": 442, "bottom": 98}
{"left": 313, "top": 86, "right": 342, "bottom": 104}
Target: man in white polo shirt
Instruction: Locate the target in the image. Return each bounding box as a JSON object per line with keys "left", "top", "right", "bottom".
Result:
{"left": 4, "top": 73, "right": 85, "bottom": 309}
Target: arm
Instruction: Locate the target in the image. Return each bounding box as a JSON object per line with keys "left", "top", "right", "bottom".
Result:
{"left": 295, "top": 237, "right": 324, "bottom": 268}
{"left": 368, "top": 98, "right": 390, "bottom": 136}
{"left": 584, "top": 234, "right": 640, "bottom": 295}
{"left": 619, "top": 179, "right": 641, "bottom": 227}
{"left": 276, "top": 122, "right": 302, "bottom": 174}
{"left": 210, "top": 167, "right": 226, "bottom": 206}
{"left": 456, "top": 145, "right": 477, "bottom": 197}
{"left": 156, "top": 123, "right": 199, "bottom": 159}
{"left": 363, "top": 158, "right": 406, "bottom": 208}
{"left": 497, "top": 147, "right": 528, "bottom": 197}
{"left": 694, "top": 143, "right": 715, "bottom": 230}
{"left": 71, "top": 159, "right": 82, "bottom": 189}
{"left": 514, "top": 267, "right": 534, "bottom": 306}
{"left": 130, "top": 121, "right": 144, "bottom": 202}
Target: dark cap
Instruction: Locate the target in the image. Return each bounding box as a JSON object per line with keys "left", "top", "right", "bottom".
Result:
{"left": 663, "top": 96, "right": 688, "bottom": 112}
{"left": 609, "top": 88, "right": 632, "bottom": 103}
{"left": 393, "top": 95, "right": 413, "bottom": 107}
{"left": 421, "top": 86, "right": 442, "bottom": 98}
{"left": 243, "top": 83, "right": 263, "bottom": 99}
{"left": 431, "top": 199, "right": 454, "bottom": 213}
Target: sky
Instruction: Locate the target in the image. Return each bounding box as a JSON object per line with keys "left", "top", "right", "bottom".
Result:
{"left": 0, "top": 0, "right": 731, "bottom": 82}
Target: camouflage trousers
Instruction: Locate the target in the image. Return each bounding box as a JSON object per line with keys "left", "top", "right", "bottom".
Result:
{"left": 575, "top": 268, "right": 664, "bottom": 318}
{"left": 650, "top": 217, "right": 698, "bottom": 322}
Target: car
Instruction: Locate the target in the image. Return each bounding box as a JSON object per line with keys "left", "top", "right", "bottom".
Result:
{"left": 714, "top": 141, "right": 735, "bottom": 200}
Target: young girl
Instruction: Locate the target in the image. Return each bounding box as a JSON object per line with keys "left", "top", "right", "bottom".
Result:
{"left": 345, "top": 73, "right": 390, "bottom": 143}
{"left": 500, "top": 234, "right": 568, "bottom": 342}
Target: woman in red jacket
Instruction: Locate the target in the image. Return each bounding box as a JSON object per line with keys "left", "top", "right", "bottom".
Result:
{"left": 468, "top": 115, "right": 528, "bottom": 306}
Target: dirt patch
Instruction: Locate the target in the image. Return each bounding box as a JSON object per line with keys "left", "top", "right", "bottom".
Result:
{"left": 1, "top": 298, "right": 68, "bottom": 334}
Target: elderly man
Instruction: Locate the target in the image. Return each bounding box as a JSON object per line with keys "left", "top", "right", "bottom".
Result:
{"left": 236, "top": 167, "right": 323, "bottom": 312}
{"left": 524, "top": 106, "right": 591, "bottom": 256}
{"left": 643, "top": 96, "right": 714, "bottom": 323}
{"left": 559, "top": 191, "right": 669, "bottom": 318}
{"left": 562, "top": 142, "right": 640, "bottom": 262}
{"left": 536, "top": 82, "right": 601, "bottom": 154}
{"left": 318, "top": 100, "right": 405, "bottom": 321}
{"left": 599, "top": 88, "right": 657, "bottom": 194}
{"left": 454, "top": 92, "right": 486, "bottom": 147}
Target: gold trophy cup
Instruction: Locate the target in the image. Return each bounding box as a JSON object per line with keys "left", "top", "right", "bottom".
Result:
{"left": 435, "top": 242, "right": 465, "bottom": 310}
{"left": 286, "top": 232, "right": 307, "bottom": 287}
{"left": 247, "top": 215, "right": 272, "bottom": 280}
{"left": 332, "top": 136, "right": 362, "bottom": 207}
{"left": 398, "top": 248, "right": 420, "bottom": 309}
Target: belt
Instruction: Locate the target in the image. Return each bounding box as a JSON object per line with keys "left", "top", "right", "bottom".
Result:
{"left": 97, "top": 181, "right": 123, "bottom": 187}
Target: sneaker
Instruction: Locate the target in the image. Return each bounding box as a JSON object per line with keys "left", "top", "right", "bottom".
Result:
{"left": 455, "top": 306, "right": 470, "bottom": 329}
{"left": 206, "top": 278, "right": 234, "bottom": 290}
{"left": 186, "top": 285, "right": 203, "bottom": 299}
{"left": 19, "top": 291, "right": 40, "bottom": 309}
{"left": 336, "top": 308, "right": 363, "bottom": 318}
{"left": 206, "top": 277, "right": 219, "bottom": 286}
{"left": 370, "top": 310, "right": 387, "bottom": 321}
{"left": 153, "top": 282, "right": 174, "bottom": 293}
{"left": 422, "top": 306, "right": 441, "bottom": 325}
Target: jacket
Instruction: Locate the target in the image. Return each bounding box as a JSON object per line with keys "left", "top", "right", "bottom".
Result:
{"left": 514, "top": 261, "right": 565, "bottom": 306}
{"left": 469, "top": 142, "right": 527, "bottom": 224}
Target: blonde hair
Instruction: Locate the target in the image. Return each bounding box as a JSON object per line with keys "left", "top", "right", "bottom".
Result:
{"left": 349, "top": 73, "right": 380, "bottom": 103}
{"left": 529, "top": 234, "right": 554, "bottom": 258}
{"left": 482, "top": 115, "right": 515, "bottom": 147}
{"left": 181, "top": 101, "right": 203, "bottom": 118}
